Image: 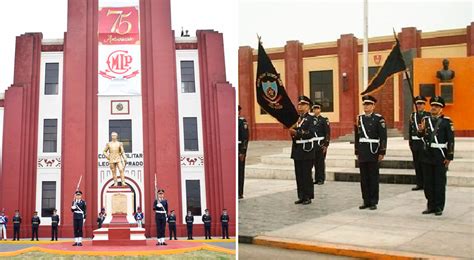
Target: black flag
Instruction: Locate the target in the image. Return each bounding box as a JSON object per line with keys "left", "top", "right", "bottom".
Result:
{"left": 256, "top": 40, "right": 299, "bottom": 128}
{"left": 361, "top": 38, "right": 406, "bottom": 95}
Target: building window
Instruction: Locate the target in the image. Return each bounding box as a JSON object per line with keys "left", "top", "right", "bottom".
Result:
{"left": 45, "top": 63, "right": 59, "bottom": 95}
{"left": 180, "top": 61, "right": 196, "bottom": 93}
{"left": 185, "top": 180, "right": 202, "bottom": 216}
{"left": 183, "top": 117, "right": 198, "bottom": 151}
{"left": 109, "top": 120, "right": 132, "bottom": 153}
{"left": 309, "top": 70, "right": 334, "bottom": 112}
{"left": 43, "top": 119, "right": 58, "bottom": 153}
{"left": 41, "top": 181, "right": 56, "bottom": 217}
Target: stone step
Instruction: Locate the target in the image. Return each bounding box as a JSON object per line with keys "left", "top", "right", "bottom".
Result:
{"left": 245, "top": 164, "right": 474, "bottom": 187}
{"left": 281, "top": 142, "right": 473, "bottom": 159}
{"left": 260, "top": 154, "right": 474, "bottom": 172}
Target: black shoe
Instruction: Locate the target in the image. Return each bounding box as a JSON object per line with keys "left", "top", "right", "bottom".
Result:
{"left": 294, "top": 199, "right": 304, "bottom": 204}
{"left": 162, "top": 242, "right": 167, "bottom": 246}
{"left": 72, "top": 243, "right": 78, "bottom": 246}
{"left": 226, "top": 237, "right": 230, "bottom": 239}
{"left": 369, "top": 205, "right": 377, "bottom": 210}
{"left": 238, "top": 195, "right": 243, "bottom": 199}
{"left": 209, "top": 237, "right": 212, "bottom": 239}
{"left": 313, "top": 181, "right": 317, "bottom": 184}
{"left": 359, "top": 204, "right": 370, "bottom": 210}
{"left": 170, "top": 238, "right": 172, "bottom": 240}
{"left": 422, "top": 209, "right": 434, "bottom": 214}
{"left": 56, "top": 239, "right": 58, "bottom": 241}
{"left": 302, "top": 199, "right": 312, "bottom": 205}
{"left": 51, "top": 239, "right": 54, "bottom": 241}
{"left": 156, "top": 242, "right": 160, "bottom": 246}
{"left": 434, "top": 211, "right": 443, "bottom": 216}
{"left": 187, "top": 238, "right": 191, "bottom": 240}
{"left": 175, "top": 238, "right": 177, "bottom": 240}
{"left": 317, "top": 181, "right": 324, "bottom": 185}
{"left": 77, "top": 243, "right": 82, "bottom": 246}
{"left": 191, "top": 238, "right": 193, "bottom": 240}
{"left": 412, "top": 186, "right": 423, "bottom": 191}
{"left": 36, "top": 239, "right": 39, "bottom": 241}
{"left": 31, "top": 239, "right": 34, "bottom": 241}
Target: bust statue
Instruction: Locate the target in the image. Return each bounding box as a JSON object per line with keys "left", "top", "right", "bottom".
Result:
{"left": 436, "top": 59, "right": 455, "bottom": 82}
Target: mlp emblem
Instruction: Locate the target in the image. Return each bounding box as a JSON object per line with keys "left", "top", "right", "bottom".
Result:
{"left": 261, "top": 81, "right": 278, "bottom": 100}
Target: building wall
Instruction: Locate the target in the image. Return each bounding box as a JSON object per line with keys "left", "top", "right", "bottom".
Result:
{"left": 239, "top": 24, "right": 474, "bottom": 140}
{"left": 35, "top": 51, "right": 64, "bottom": 226}
{"left": 176, "top": 49, "right": 208, "bottom": 225}
{"left": 413, "top": 57, "right": 474, "bottom": 136}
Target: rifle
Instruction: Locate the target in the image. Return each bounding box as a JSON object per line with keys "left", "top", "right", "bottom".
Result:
{"left": 154, "top": 173, "right": 158, "bottom": 201}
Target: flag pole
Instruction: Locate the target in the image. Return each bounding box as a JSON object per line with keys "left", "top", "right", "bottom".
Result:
{"left": 363, "top": 0, "right": 369, "bottom": 91}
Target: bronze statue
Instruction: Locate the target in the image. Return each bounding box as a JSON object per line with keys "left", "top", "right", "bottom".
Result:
{"left": 103, "top": 132, "right": 127, "bottom": 186}
{"left": 436, "top": 59, "right": 455, "bottom": 82}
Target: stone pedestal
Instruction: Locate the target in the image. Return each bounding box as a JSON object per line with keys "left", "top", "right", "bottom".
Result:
{"left": 92, "top": 185, "right": 146, "bottom": 246}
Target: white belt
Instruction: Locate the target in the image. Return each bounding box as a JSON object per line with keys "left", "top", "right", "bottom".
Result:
{"left": 155, "top": 211, "right": 166, "bottom": 214}
{"left": 296, "top": 137, "right": 324, "bottom": 144}
{"left": 430, "top": 143, "right": 447, "bottom": 148}
{"left": 359, "top": 138, "right": 380, "bottom": 143}
{"left": 411, "top": 136, "right": 421, "bottom": 140}
{"left": 238, "top": 141, "right": 242, "bottom": 144}
{"left": 74, "top": 211, "right": 83, "bottom": 214}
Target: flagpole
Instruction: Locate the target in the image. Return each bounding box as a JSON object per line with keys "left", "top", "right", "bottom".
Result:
{"left": 363, "top": 0, "right": 369, "bottom": 91}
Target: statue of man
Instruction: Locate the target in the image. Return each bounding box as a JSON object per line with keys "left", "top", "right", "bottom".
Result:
{"left": 436, "top": 59, "right": 455, "bottom": 82}
{"left": 103, "top": 132, "right": 127, "bottom": 186}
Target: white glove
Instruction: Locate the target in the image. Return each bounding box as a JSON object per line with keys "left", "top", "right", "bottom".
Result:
{"left": 83, "top": 219, "right": 86, "bottom": 224}
{"left": 157, "top": 203, "right": 163, "bottom": 208}
{"left": 71, "top": 206, "right": 77, "bottom": 210}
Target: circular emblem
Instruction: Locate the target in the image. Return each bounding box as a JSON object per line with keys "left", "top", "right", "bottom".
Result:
{"left": 116, "top": 103, "right": 124, "bottom": 111}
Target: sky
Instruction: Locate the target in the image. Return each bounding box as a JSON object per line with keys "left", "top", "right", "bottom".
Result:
{"left": 239, "top": 0, "right": 473, "bottom": 48}
{"left": 0, "top": 0, "right": 238, "bottom": 93}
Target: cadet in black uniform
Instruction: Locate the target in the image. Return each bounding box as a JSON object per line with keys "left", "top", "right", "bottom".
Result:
{"left": 202, "top": 209, "right": 212, "bottom": 239}
{"left": 71, "top": 190, "right": 86, "bottom": 246}
{"left": 51, "top": 209, "right": 59, "bottom": 241}
{"left": 311, "top": 101, "right": 331, "bottom": 185}
{"left": 355, "top": 95, "right": 387, "bottom": 210}
{"left": 220, "top": 209, "right": 229, "bottom": 239}
{"left": 12, "top": 210, "right": 21, "bottom": 241}
{"left": 238, "top": 105, "right": 249, "bottom": 199}
{"left": 185, "top": 210, "right": 194, "bottom": 240}
{"left": 290, "top": 96, "right": 317, "bottom": 205}
{"left": 167, "top": 210, "right": 177, "bottom": 240}
{"left": 153, "top": 189, "right": 168, "bottom": 246}
{"left": 417, "top": 96, "right": 454, "bottom": 216}
{"left": 409, "top": 95, "right": 431, "bottom": 191}
{"left": 97, "top": 208, "right": 106, "bottom": 229}
{"left": 31, "top": 211, "right": 40, "bottom": 241}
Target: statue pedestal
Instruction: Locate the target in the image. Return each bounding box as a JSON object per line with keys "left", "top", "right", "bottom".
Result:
{"left": 92, "top": 185, "right": 146, "bottom": 246}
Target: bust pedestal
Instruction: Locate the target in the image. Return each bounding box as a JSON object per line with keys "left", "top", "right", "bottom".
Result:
{"left": 92, "top": 185, "right": 146, "bottom": 246}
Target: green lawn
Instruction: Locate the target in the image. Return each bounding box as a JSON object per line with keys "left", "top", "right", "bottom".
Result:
{"left": 4, "top": 250, "right": 235, "bottom": 260}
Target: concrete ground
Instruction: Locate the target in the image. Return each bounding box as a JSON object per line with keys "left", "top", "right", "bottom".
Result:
{"left": 238, "top": 243, "right": 355, "bottom": 260}
{"left": 239, "top": 141, "right": 474, "bottom": 259}
{"left": 239, "top": 180, "right": 474, "bottom": 259}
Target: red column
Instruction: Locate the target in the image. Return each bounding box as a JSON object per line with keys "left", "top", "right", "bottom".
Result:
{"left": 0, "top": 33, "right": 42, "bottom": 238}
{"left": 337, "top": 34, "right": 359, "bottom": 137}
{"left": 61, "top": 0, "right": 98, "bottom": 237}
{"left": 238, "top": 46, "right": 256, "bottom": 140}
{"left": 467, "top": 22, "right": 474, "bottom": 56}
{"left": 398, "top": 27, "right": 421, "bottom": 135}
{"left": 197, "top": 30, "right": 236, "bottom": 237}
{"left": 140, "top": 0, "right": 182, "bottom": 238}
{"left": 284, "top": 41, "right": 303, "bottom": 103}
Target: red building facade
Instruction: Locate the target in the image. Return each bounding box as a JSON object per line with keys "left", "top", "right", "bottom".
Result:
{"left": 0, "top": 0, "right": 235, "bottom": 239}
{"left": 239, "top": 23, "right": 474, "bottom": 140}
